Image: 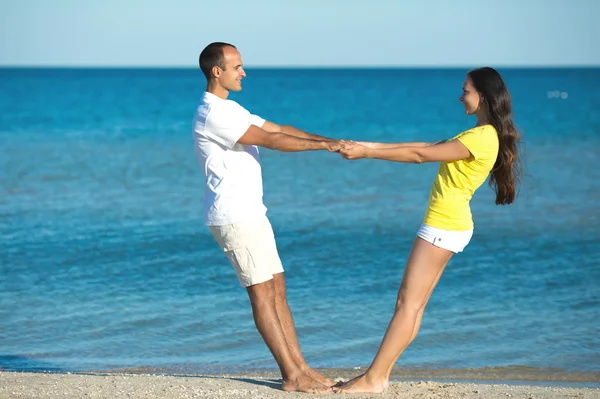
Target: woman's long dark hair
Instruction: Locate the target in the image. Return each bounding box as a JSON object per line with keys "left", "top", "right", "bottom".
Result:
{"left": 468, "top": 67, "right": 522, "bottom": 205}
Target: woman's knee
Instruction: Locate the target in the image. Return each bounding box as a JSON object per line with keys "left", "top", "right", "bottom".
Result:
{"left": 395, "top": 293, "right": 426, "bottom": 315}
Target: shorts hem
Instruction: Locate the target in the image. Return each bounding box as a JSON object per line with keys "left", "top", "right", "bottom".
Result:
{"left": 416, "top": 223, "right": 473, "bottom": 253}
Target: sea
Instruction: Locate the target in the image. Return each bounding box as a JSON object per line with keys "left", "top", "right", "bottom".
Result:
{"left": 1, "top": 67, "right": 599, "bottom": 382}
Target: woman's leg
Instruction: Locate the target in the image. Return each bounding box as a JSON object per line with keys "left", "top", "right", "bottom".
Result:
{"left": 384, "top": 256, "right": 450, "bottom": 377}
{"left": 337, "top": 237, "right": 453, "bottom": 393}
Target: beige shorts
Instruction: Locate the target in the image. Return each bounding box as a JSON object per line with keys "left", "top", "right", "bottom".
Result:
{"left": 416, "top": 224, "right": 473, "bottom": 253}
{"left": 209, "top": 215, "right": 284, "bottom": 288}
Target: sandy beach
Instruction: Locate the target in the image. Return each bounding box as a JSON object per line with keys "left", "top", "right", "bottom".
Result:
{"left": 1, "top": 371, "right": 598, "bottom": 399}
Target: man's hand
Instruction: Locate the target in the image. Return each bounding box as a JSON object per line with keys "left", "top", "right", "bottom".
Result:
{"left": 340, "top": 141, "right": 368, "bottom": 160}
{"left": 326, "top": 140, "right": 346, "bottom": 152}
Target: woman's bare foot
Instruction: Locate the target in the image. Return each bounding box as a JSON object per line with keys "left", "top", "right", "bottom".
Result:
{"left": 301, "top": 366, "right": 336, "bottom": 387}
{"left": 282, "top": 373, "right": 332, "bottom": 393}
{"left": 333, "top": 373, "right": 388, "bottom": 394}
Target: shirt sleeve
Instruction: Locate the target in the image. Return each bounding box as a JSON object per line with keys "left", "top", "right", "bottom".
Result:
{"left": 249, "top": 114, "right": 265, "bottom": 128}
{"left": 204, "top": 104, "right": 252, "bottom": 149}
{"left": 456, "top": 128, "right": 485, "bottom": 159}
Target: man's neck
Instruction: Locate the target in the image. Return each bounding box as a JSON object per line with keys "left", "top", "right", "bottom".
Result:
{"left": 206, "top": 82, "right": 229, "bottom": 100}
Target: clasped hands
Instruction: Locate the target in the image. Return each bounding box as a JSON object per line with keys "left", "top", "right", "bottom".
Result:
{"left": 327, "top": 140, "right": 372, "bottom": 160}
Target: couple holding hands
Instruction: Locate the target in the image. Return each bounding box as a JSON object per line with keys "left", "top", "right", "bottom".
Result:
{"left": 192, "top": 42, "right": 521, "bottom": 394}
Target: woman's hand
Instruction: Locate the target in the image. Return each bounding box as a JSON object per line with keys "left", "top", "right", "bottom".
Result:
{"left": 340, "top": 141, "right": 369, "bottom": 160}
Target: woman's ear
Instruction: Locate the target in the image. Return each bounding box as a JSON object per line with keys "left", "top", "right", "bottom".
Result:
{"left": 477, "top": 95, "right": 486, "bottom": 112}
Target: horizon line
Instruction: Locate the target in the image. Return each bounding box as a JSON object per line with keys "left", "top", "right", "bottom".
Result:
{"left": 1, "top": 64, "right": 599, "bottom": 70}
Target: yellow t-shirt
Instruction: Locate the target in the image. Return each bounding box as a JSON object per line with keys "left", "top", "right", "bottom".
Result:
{"left": 423, "top": 125, "right": 499, "bottom": 231}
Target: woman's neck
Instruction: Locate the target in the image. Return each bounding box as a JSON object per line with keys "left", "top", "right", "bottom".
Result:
{"left": 475, "top": 110, "right": 489, "bottom": 127}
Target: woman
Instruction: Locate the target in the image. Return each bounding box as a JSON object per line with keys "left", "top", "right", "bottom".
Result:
{"left": 336, "top": 67, "right": 522, "bottom": 394}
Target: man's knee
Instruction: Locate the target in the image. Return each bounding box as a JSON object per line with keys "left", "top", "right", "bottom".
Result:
{"left": 247, "top": 279, "right": 276, "bottom": 306}
{"left": 271, "top": 273, "right": 288, "bottom": 304}
{"left": 274, "top": 291, "right": 288, "bottom": 307}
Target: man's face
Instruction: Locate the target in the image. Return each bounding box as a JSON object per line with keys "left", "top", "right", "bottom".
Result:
{"left": 217, "top": 46, "right": 246, "bottom": 92}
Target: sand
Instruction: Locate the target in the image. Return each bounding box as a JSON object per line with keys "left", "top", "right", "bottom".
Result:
{"left": 1, "top": 371, "right": 598, "bottom": 399}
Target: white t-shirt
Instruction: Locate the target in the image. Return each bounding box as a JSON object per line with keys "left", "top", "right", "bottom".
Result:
{"left": 193, "top": 92, "right": 267, "bottom": 226}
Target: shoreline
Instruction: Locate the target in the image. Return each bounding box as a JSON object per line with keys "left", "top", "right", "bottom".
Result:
{"left": 11, "top": 365, "right": 599, "bottom": 385}
{"left": 0, "top": 366, "right": 600, "bottom": 388}
{"left": 1, "top": 371, "right": 599, "bottom": 399}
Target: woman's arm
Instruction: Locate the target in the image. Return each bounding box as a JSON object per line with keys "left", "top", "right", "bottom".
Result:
{"left": 356, "top": 140, "right": 447, "bottom": 149}
{"left": 340, "top": 140, "right": 471, "bottom": 163}
{"left": 355, "top": 141, "right": 428, "bottom": 149}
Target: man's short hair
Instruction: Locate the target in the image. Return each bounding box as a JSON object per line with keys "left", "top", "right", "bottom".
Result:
{"left": 199, "top": 42, "right": 236, "bottom": 80}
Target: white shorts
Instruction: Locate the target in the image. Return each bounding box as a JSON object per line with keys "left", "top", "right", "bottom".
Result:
{"left": 209, "top": 215, "right": 284, "bottom": 288}
{"left": 416, "top": 224, "right": 473, "bottom": 253}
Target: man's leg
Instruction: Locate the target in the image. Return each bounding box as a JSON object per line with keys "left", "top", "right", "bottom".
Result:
{"left": 246, "top": 277, "right": 330, "bottom": 393}
{"left": 272, "top": 273, "right": 335, "bottom": 386}
{"left": 210, "top": 219, "right": 329, "bottom": 393}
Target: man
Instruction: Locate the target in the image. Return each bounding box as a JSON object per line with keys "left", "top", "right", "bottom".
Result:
{"left": 192, "top": 42, "right": 342, "bottom": 393}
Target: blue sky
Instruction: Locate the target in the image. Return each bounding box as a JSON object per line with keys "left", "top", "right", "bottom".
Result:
{"left": 1, "top": 0, "right": 598, "bottom": 67}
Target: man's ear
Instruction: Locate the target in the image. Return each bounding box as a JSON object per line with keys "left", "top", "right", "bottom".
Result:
{"left": 212, "top": 66, "right": 221, "bottom": 78}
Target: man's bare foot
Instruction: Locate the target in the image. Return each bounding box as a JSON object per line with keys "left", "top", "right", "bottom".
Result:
{"left": 282, "top": 373, "right": 332, "bottom": 393}
{"left": 301, "top": 366, "right": 336, "bottom": 387}
{"left": 333, "top": 373, "right": 388, "bottom": 394}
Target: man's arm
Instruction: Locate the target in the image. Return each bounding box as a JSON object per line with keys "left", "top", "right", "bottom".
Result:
{"left": 238, "top": 124, "right": 342, "bottom": 152}
{"left": 262, "top": 121, "right": 335, "bottom": 142}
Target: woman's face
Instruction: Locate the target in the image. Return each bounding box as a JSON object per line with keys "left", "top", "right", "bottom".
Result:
{"left": 459, "top": 76, "right": 481, "bottom": 115}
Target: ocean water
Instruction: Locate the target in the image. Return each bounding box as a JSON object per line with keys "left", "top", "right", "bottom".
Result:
{"left": 1, "top": 68, "right": 599, "bottom": 377}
